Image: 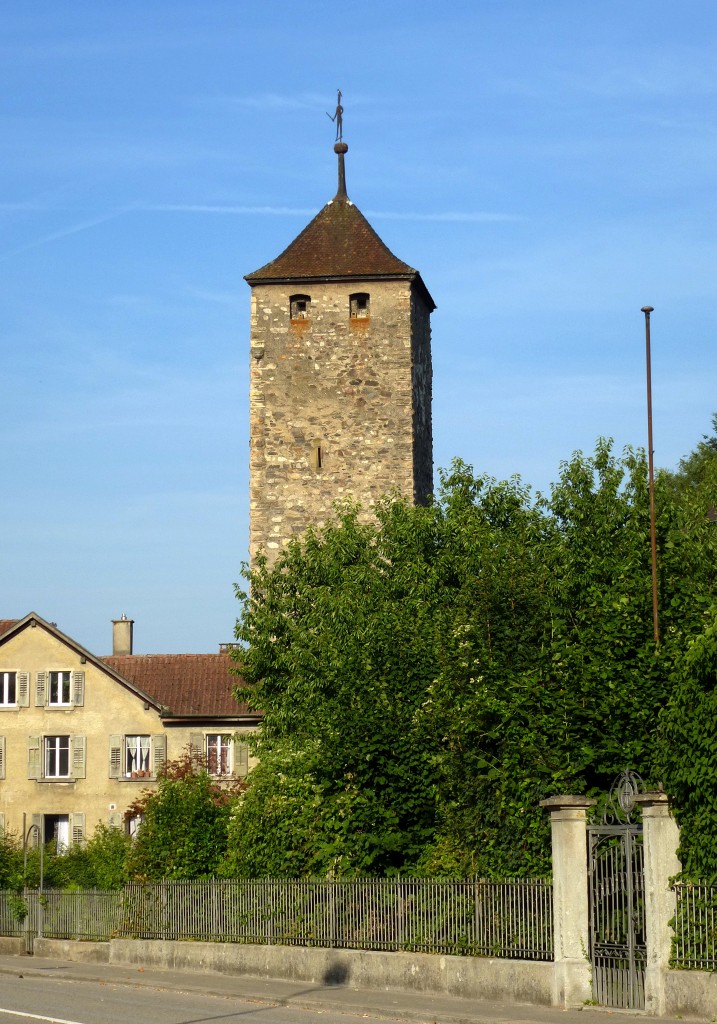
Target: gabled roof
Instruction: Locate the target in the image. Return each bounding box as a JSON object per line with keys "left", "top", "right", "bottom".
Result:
{"left": 245, "top": 174, "right": 435, "bottom": 310}
{"left": 0, "top": 612, "right": 257, "bottom": 723}
{"left": 0, "top": 612, "right": 160, "bottom": 709}
{"left": 102, "top": 653, "right": 254, "bottom": 719}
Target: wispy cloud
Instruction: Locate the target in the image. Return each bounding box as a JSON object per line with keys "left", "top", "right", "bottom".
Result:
{"left": 0, "top": 206, "right": 133, "bottom": 260}
{"left": 145, "top": 203, "right": 517, "bottom": 223}
{"left": 366, "top": 210, "right": 520, "bottom": 223}
{"left": 194, "top": 91, "right": 336, "bottom": 111}
{"left": 143, "top": 203, "right": 317, "bottom": 216}
{"left": 0, "top": 201, "right": 43, "bottom": 213}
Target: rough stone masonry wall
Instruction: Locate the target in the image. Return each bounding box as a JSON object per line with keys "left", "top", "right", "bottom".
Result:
{"left": 249, "top": 279, "right": 432, "bottom": 563}
{"left": 410, "top": 289, "right": 433, "bottom": 506}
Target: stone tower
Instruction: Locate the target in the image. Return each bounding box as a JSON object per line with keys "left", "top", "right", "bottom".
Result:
{"left": 245, "top": 137, "right": 435, "bottom": 563}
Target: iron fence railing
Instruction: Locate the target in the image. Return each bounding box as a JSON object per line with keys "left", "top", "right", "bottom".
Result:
{"left": 672, "top": 881, "right": 717, "bottom": 970}
{"left": 0, "top": 878, "right": 553, "bottom": 960}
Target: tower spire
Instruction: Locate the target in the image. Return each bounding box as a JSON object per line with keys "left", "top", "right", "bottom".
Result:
{"left": 327, "top": 90, "right": 348, "bottom": 199}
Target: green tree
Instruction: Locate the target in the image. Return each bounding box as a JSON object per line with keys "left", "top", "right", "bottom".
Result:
{"left": 231, "top": 439, "right": 717, "bottom": 878}
{"left": 229, "top": 503, "right": 443, "bottom": 876}
{"left": 127, "top": 752, "right": 241, "bottom": 880}
{"left": 658, "top": 609, "right": 717, "bottom": 880}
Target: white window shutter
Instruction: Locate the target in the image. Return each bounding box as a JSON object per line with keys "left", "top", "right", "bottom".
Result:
{"left": 17, "top": 672, "right": 30, "bottom": 707}
{"left": 71, "top": 671, "right": 85, "bottom": 707}
{"left": 236, "top": 741, "right": 249, "bottom": 778}
{"left": 152, "top": 734, "right": 167, "bottom": 777}
{"left": 109, "top": 735, "right": 122, "bottom": 778}
{"left": 28, "top": 736, "right": 41, "bottom": 780}
{"left": 35, "top": 672, "right": 47, "bottom": 707}
{"left": 0, "top": 736, "right": 5, "bottom": 780}
{"left": 71, "top": 735, "right": 86, "bottom": 779}
{"left": 108, "top": 811, "right": 123, "bottom": 829}
{"left": 190, "top": 732, "right": 203, "bottom": 760}
{"left": 70, "top": 812, "right": 85, "bottom": 846}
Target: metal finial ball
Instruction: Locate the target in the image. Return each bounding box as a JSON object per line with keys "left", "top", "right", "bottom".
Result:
{"left": 641, "top": 306, "right": 654, "bottom": 313}
{"left": 334, "top": 142, "right": 348, "bottom": 155}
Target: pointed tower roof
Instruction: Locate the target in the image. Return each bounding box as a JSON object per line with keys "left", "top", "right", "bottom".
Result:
{"left": 245, "top": 142, "right": 435, "bottom": 310}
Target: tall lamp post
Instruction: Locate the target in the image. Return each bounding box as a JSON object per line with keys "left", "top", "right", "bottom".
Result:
{"left": 21, "top": 813, "right": 45, "bottom": 942}
{"left": 641, "top": 306, "right": 659, "bottom": 646}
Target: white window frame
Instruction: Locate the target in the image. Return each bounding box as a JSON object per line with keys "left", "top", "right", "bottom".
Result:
{"left": 48, "top": 671, "right": 72, "bottom": 707}
{"left": 206, "top": 734, "right": 232, "bottom": 777}
{"left": 125, "top": 735, "right": 151, "bottom": 778}
{"left": 0, "top": 672, "right": 16, "bottom": 706}
{"left": 44, "top": 735, "right": 70, "bottom": 778}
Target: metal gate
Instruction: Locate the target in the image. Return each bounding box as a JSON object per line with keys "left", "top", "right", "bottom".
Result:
{"left": 587, "top": 771, "right": 646, "bottom": 1010}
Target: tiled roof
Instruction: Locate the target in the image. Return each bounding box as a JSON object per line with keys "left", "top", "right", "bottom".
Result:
{"left": 0, "top": 620, "right": 18, "bottom": 637}
{"left": 101, "top": 653, "right": 254, "bottom": 718}
{"left": 246, "top": 195, "right": 427, "bottom": 289}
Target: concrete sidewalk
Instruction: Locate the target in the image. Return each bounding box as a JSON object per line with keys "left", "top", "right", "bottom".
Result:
{"left": 0, "top": 954, "right": 704, "bottom": 1024}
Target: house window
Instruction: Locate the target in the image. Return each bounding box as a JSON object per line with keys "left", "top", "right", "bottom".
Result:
{"left": 0, "top": 672, "right": 16, "bottom": 705}
{"left": 36, "top": 670, "right": 84, "bottom": 708}
{"left": 49, "top": 671, "right": 71, "bottom": 706}
{"left": 127, "top": 814, "right": 143, "bottom": 838}
{"left": 33, "top": 813, "right": 85, "bottom": 852}
{"left": 44, "top": 814, "right": 70, "bottom": 853}
{"left": 125, "top": 735, "right": 151, "bottom": 777}
{"left": 350, "top": 292, "right": 370, "bottom": 319}
{"left": 29, "top": 735, "right": 86, "bottom": 781}
{"left": 109, "top": 734, "right": 166, "bottom": 780}
{"left": 45, "top": 735, "right": 70, "bottom": 778}
{"left": 290, "top": 294, "right": 311, "bottom": 320}
{"left": 206, "top": 734, "right": 232, "bottom": 776}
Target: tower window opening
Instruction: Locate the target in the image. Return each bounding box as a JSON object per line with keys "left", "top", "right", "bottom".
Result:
{"left": 290, "top": 294, "right": 311, "bottom": 320}
{"left": 350, "top": 292, "right": 370, "bottom": 319}
{"left": 312, "top": 442, "right": 323, "bottom": 471}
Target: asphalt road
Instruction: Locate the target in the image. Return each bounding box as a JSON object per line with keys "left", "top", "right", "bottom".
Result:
{"left": 0, "top": 974, "right": 382, "bottom": 1024}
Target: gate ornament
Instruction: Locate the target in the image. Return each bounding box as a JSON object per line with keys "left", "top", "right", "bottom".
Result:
{"left": 602, "top": 769, "right": 645, "bottom": 826}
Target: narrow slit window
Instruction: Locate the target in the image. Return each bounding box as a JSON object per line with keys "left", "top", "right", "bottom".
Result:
{"left": 350, "top": 292, "right": 370, "bottom": 319}
{"left": 290, "top": 294, "right": 311, "bottom": 320}
{"left": 312, "top": 442, "right": 323, "bottom": 471}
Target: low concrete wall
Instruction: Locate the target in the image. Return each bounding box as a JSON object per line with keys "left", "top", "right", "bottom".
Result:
{"left": 664, "top": 968, "right": 717, "bottom": 1019}
{"left": 34, "top": 938, "right": 110, "bottom": 963}
{"left": 108, "top": 939, "right": 553, "bottom": 1005}
{"left": 0, "top": 937, "right": 25, "bottom": 955}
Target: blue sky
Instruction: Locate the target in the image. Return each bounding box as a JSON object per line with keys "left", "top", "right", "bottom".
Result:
{"left": 2, "top": 1, "right": 716, "bottom": 654}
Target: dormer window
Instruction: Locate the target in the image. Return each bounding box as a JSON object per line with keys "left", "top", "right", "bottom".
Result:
{"left": 350, "top": 292, "right": 370, "bottom": 319}
{"left": 290, "top": 294, "right": 311, "bottom": 321}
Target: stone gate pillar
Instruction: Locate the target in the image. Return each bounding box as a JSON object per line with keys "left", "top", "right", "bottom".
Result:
{"left": 634, "top": 791, "right": 681, "bottom": 1016}
{"left": 540, "top": 795, "right": 595, "bottom": 1008}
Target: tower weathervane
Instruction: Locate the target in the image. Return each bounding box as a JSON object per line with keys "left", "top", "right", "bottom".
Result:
{"left": 326, "top": 89, "right": 344, "bottom": 143}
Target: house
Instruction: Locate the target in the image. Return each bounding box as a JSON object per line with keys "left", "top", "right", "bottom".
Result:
{"left": 0, "top": 612, "right": 259, "bottom": 848}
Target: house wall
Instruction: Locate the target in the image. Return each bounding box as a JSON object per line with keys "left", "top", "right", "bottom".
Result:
{"left": 0, "top": 626, "right": 254, "bottom": 842}
{"left": 249, "top": 278, "right": 432, "bottom": 563}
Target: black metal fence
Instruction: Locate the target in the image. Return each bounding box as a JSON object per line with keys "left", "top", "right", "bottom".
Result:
{"left": 0, "top": 877, "right": 553, "bottom": 960}
{"left": 672, "top": 882, "right": 717, "bottom": 970}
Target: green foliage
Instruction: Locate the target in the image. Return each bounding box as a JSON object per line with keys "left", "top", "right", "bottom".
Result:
{"left": 230, "top": 503, "right": 441, "bottom": 876}
{"left": 0, "top": 824, "right": 131, "bottom": 891}
{"left": 232, "top": 429, "right": 717, "bottom": 879}
{"left": 0, "top": 830, "right": 24, "bottom": 889}
{"left": 127, "top": 753, "right": 240, "bottom": 880}
{"left": 658, "top": 610, "right": 717, "bottom": 880}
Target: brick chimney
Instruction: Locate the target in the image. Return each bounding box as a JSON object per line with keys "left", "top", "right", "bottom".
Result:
{"left": 112, "top": 614, "right": 134, "bottom": 656}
